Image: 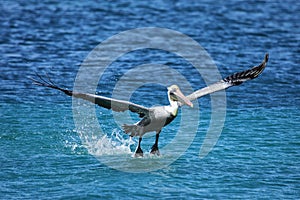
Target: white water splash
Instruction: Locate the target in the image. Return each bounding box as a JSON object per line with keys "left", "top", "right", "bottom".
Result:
{"left": 84, "top": 129, "right": 135, "bottom": 156}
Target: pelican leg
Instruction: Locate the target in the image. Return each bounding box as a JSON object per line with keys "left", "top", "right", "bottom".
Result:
{"left": 150, "top": 131, "right": 161, "bottom": 156}
{"left": 134, "top": 137, "right": 143, "bottom": 157}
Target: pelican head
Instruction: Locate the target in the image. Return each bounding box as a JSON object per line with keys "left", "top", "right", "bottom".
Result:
{"left": 167, "top": 85, "right": 193, "bottom": 107}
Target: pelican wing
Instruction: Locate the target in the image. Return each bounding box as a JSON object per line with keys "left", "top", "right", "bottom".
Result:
{"left": 30, "top": 75, "right": 149, "bottom": 117}
{"left": 71, "top": 92, "right": 150, "bottom": 117}
{"left": 187, "top": 53, "right": 269, "bottom": 101}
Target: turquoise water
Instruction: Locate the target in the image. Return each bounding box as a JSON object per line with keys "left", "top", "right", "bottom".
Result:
{"left": 1, "top": 0, "right": 300, "bottom": 199}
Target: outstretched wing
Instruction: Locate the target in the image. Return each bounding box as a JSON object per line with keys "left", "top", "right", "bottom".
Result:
{"left": 30, "top": 74, "right": 150, "bottom": 118}
{"left": 186, "top": 53, "right": 269, "bottom": 101}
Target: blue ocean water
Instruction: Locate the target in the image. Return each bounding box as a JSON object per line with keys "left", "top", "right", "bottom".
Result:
{"left": 1, "top": 0, "right": 300, "bottom": 199}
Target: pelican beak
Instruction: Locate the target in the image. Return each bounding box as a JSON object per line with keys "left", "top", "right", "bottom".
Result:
{"left": 174, "top": 89, "right": 193, "bottom": 108}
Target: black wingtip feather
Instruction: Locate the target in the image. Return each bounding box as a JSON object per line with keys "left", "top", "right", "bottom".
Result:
{"left": 264, "top": 53, "right": 269, "bottom": 63}
{"left": 223, "top": 53, "right": 268, "bottom": 86}
{"left": 30, "top": 73, "right": 73, "bottom": 96}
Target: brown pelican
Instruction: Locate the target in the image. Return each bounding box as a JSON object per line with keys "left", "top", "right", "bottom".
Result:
{"left": 31, "top": 53, "right": 268, "bottom": 157}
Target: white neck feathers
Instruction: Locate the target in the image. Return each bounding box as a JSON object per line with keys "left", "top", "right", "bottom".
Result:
{"left": 165, "top": 100, "right": 178, "bottom": 116}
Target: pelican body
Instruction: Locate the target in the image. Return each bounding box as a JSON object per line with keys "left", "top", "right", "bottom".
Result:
{"left": 122, "top": 85, "right": 193, "bottom": 156}
{"left": 31, "top": 53, "right": 268, "bottom": 157}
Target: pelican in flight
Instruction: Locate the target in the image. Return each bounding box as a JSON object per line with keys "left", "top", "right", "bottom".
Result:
{"left": 31, "top": 53, "right": 268, "bottom": 157}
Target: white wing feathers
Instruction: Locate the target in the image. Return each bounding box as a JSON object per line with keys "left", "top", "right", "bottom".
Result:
{"left": 187, "top": 53, "right": 268, "bottom": 101}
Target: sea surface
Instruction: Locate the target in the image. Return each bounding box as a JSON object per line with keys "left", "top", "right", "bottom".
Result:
{"left": 1, "top": 0, "right": 300, "bottom": 199}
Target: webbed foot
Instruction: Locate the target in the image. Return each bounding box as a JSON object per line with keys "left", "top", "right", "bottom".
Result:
{"left": 150, "top": 145, "right": 160, "bottom": 156}
{"left": 134, "top": 146, "right": 143, "bottom": 157}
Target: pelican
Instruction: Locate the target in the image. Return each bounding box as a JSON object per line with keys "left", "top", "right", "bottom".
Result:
{"left": 31, "top": 53, "right": 268, "bottom": 157}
